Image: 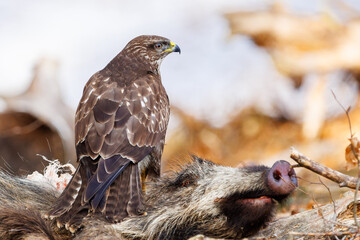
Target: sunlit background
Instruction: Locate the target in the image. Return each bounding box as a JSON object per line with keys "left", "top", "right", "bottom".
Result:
{"left": 2, "top": 0, "right": 360, "bottom": 210}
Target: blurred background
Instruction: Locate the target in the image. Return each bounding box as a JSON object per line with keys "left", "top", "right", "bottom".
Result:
{"left": 2, "top": 0, "right": 360, "bottom": 211}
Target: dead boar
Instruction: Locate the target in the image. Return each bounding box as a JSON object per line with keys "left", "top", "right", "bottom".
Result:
{"left": 0, "top": 156, "right": 297, "bottom": 240}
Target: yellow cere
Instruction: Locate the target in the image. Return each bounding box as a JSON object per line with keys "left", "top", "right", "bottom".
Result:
{"left": 162, "top": 41, "right": 176, "bottom": 53}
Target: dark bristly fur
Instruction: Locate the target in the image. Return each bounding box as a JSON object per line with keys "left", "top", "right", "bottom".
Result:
{"left": 0, "top": 171, "right": 70, "bottom": 240}
{"left": 0, "top": 157, "right": 297, "bottom": 239}
{"left": 47, "top": 35, "right": 180, "bottom": 230}
{"left": 0, "top": 208, "right": 65, "bottom": 240}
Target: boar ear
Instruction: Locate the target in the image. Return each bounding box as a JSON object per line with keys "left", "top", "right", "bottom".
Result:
{"left": 191, "top": 155, "right": 215, "bottom": 166}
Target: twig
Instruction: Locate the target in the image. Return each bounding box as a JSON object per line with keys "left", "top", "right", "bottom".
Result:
{"left": 290, "top": 147, "right": 358, "bottom": 189}
{"left": 288, "top": 231, "right": 357, "bottom": 237}
{"left": 332, "top": 90, "right": 360, "bottom": 230}
{"left": 355, "top": 156, "right": 360, "bottom": 230}
{"left": 319, "top": 177, "right": 337, "bottom": 222}
{"left": 331, "top": 91, "right": 352, "bottom": 136}
{"left": 317, "top": 178, "right": 343, "bottom": 240}
{"left": 292, "top": 177, "right": 356, "bottom": 232}
{"left": 308, "top": 187, "right": 358, "bottom": 231}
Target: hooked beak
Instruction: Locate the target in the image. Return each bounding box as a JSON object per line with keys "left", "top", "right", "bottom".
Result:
{"left": 171, "top": 42, "right": 181, "bottom": 54}
{"left": 163, "top": 41, "right": 181, "bottom": 54}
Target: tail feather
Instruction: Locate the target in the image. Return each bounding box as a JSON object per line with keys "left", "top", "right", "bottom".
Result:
{"left": 46, "top": 164, "right": 83, "bottom": 218}
{"left": 46, "top": 159, "right": 95, "bottom": 230}
{"left": 103, "top": 164, "right": 144, "bottom": 222}
{"left": 97, "top": 187, "right": 109, "bottom": 213}
{"left": 127, "top": 164, "right": 144, "bottom": 216}
{"left": 106, "top": 165, "right": 132, "bottom": 222}
{"left": 89, "top": 159, "right": 131, "bottom": 210}
{"left": 46, "top": 157, "right": 144, "bottom": 230}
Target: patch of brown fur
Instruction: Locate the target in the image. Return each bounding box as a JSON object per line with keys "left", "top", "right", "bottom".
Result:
{"left": 0, "top": 207, "right": 70, "bottom": 240}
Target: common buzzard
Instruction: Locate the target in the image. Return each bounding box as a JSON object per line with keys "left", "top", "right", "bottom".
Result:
{"left": 46, "top": 35, "right": 180, "bottom": 232}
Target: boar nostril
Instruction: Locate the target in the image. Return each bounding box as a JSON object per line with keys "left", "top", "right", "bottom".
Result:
{"left": 273, "top": 170, "right": 281, "bottom": 181}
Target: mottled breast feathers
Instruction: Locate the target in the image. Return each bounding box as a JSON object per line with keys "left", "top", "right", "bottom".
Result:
{"left": 75, "top": 71, "right": 169, "bottom": 163}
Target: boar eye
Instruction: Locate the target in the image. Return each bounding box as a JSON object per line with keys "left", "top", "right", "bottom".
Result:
{"left": 182, "top": 180, "right": 191, "bottom": 187}
{"left": 169, "top": 172, "right": 198, "bottom": 188}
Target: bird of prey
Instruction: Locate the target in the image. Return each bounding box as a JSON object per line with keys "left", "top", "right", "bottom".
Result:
{"left": 46, "top": 35, "right": 180, "bottom": 232}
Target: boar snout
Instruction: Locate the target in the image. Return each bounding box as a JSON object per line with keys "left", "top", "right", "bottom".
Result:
{"left": 267, "top": 160, "right": 297, "bottom": 196}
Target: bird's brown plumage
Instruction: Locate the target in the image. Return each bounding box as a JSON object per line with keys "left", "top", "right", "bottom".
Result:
{"left": 46, "top": 35, "right": 180, "bottom": 231}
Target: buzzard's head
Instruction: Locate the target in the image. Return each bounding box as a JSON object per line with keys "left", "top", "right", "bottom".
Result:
{"left": 123, "top": 35, "right": 180, "bottom": 71}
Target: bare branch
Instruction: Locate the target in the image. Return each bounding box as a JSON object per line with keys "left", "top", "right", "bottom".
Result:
{"left": 290, "top": 147, "right": 358, "bottom": 189}
{"left": 331, "top": 90, "right": 353, "bottom": 137}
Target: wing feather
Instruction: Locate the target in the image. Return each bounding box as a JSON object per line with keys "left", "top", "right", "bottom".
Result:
{"left": 128, "top": 99, "right": 142, "bottom": 115}
{"left": 115, "top": 105, "right": 131, "bottom": 127}
{"left": 76, "top": 71, "right": 169, "bottom": 215}
{"left": 93, "top": 105, "right": 113, "bottom": 123}
{"left": 95, "top": 98, "right": 119, "bottom": 115}
{"left": 86, "top": 127, "right": 104, "bottom": 154}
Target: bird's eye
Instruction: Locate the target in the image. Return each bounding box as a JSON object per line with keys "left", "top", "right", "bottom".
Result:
{"left": 154, "top": 43, "right": 163, "bottom": 50}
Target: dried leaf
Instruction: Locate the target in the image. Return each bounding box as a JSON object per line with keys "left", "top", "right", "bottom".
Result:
{"left": 345, "top": 136, "right": 360, "bottom": 170}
